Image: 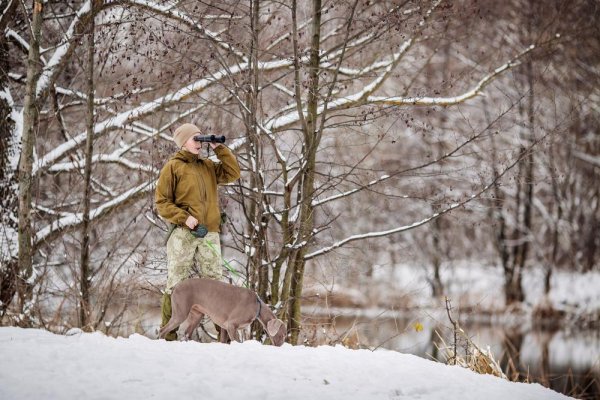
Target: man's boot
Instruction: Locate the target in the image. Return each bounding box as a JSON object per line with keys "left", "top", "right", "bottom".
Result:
{"left": 160, "top": 292, "right": 178, "bottom": 341}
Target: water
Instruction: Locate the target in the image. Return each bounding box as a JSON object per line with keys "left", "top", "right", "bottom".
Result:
{"left": 299, "top": 312, "right": 600, "bottom": 399}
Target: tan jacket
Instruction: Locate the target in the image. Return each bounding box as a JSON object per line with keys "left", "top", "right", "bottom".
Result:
{"left": 155, "top": 145, "right": 240, "bottom": 232}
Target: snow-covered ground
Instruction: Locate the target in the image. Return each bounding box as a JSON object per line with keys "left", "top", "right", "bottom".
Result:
{"left": 0, "top": 327, "right": 571, "bottom": 400}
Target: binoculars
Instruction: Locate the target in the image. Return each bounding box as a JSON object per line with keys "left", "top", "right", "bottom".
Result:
{"left": 193, "top": 135, "right": 226, "bottom": 144}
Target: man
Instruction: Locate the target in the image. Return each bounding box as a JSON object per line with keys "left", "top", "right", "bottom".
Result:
{"left": 155, "top": 123, "right": 240, "bottom": 340}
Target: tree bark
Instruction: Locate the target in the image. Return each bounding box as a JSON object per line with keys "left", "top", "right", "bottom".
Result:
{"left": 490, "top": 126, "right": 511, "bottom": 290}
{"left": 505, "top": 2, "right": 536, "bottom": 305}
{"left": 242, "top": 0, "right": 269, "bottom": 340}
{"left": 0, "top": 0, "right": 20, "bottom": 317}
{"left": 288, "top": 0, "right": 323, "bottom": 345}
{"left": 546, "top": 135, "right": 561, "bottom": 294}
{"left": 17, "top": 0, "right": 44, "bottom": 319}
{"left": 430, "top": 213, "right": 444, "bottom": 297}
{"left": 275, "top": 0, "right": 305, "bottom": 323}
{"left": 79, "top": 1, "right": 95, "bottom": 330}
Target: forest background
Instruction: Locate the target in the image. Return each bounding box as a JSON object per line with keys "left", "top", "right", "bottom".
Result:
{"left": 0, "top": 0, "right": 598, "bottom": 397}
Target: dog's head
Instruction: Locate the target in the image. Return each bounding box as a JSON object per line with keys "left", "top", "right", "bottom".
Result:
{"left": 266, "top": 318, "right": 286, "bottom": 346}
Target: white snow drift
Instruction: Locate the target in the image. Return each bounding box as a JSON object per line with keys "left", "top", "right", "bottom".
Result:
{"left": 0, "top": 327, "right": 570, "bottom": 400}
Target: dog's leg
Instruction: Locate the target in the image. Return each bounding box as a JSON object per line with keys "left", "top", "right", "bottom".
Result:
{"left": 224, "top": 324, "right": 241, "bottom": 343}
{"left": 159, "top": 317, "right": 183, "bottom": 339}
{"left": 218, "top": 326, "right": 230, "bottom": 343}
{"left": 183, "top": 305, "right": 204, "bottom": 340}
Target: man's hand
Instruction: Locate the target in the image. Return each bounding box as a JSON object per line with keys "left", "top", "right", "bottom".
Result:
{"left": 185, "top": 215, "right": 198, "bottom": 229}
{"left": 209, "top": 142, "right": 222, "bottom": 150}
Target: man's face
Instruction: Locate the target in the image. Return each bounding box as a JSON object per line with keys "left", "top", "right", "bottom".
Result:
{"left": 183, "top": 135, "right": 202, "bottom": 155}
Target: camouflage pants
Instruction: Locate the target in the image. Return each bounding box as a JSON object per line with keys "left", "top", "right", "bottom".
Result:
{"left": 165, "top": 227, "right": 222, "bottom": 294}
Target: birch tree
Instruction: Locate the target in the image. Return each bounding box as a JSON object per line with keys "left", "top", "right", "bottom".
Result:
{"left": 0, "top": 0, "right": 19, "bottom": 317}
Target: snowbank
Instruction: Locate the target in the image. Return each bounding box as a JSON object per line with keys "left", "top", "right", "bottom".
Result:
{"left": 0, "top": 327, "right": 570, "bottom": 400}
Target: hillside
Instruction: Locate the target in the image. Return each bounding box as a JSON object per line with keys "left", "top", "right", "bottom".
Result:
{"left": 0, "top": 327, "right": 570, "bottom": 400}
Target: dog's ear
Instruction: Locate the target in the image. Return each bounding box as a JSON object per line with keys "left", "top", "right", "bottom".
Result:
{"left": 267, "top": 319, "right": 284, "bottom": 337}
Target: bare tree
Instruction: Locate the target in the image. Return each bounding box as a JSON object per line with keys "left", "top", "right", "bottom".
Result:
{"left": 1, "top": 0, "right": 596, "bottom": 345}
{"left": 17, "top": 0, "right": 44, "bottom": 320}
{"left": 79, "top": 0, "right": 98, "bottom": 329}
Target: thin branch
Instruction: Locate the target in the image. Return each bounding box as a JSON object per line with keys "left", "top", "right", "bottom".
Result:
{"left": 119, "top": 0, "right": 248, "bottom": 61}
{"left": 35, "top": 0, "right": 94, "bottom": 99}
{"left": 304, "top": 133, "right": 549, "bottom": 260}
{"left": 267, "top": 42, "right": 537, "bottom": 133}
{"left": 34, "top": 179, "right": 154, "bottom": 247}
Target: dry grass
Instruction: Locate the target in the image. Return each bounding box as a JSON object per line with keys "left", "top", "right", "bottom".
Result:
{"left": 437, "top": 297, "right": 508, "bottom": 379}
{"left": 435, "top": 329, "right": 507, "bottom": 379}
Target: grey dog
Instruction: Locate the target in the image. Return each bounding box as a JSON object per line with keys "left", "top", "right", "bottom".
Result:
{"left": 159, "top": 278, "right": 286, "bottom": 346}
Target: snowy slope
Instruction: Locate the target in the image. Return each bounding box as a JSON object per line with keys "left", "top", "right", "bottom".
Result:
{"left": 0, "top": 327, "right": 570, "bottom": 400}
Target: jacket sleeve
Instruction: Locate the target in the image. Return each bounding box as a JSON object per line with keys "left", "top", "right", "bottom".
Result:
{"left": 155, "top": 161, "right": 190, "bottom": 225}
{"left": 213, "top": 145, "right": 241, "bottom": 184}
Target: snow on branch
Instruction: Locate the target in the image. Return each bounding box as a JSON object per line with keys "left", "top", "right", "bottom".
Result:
{"left": 55, "top": 86, "right": 155, "bottom": 107}
{"left": 304, "top": 133, "right": 548, "bottom": 260}
{"left": 574, "top": 151, "right": 600, "bottom": 168}
{"left": 6, "top": 29, "right": 36, "bottom": 56}
{"left": 267, "top": 43, "right": 536, "bottom": 133}
{"left": 304, "top": 207, "right": 456, "bottom": 260}
{"left": 34, "top": 58, "right": 293, "bottom": 173}
{"left": 266, "top": 39, "right": 414, "bottom": 132}
{"left": 0, "top": 0, "right": 15, "bottom": 22}
{"left": 31, "top": 107, "right": 211, "bottom": 246}
{"left": 34, "top": 180, "right": 155, "bottom": 246}
{"left": 311, "top": 174, "right": 391, "bottom": 208}
{"left": 121, "top": 0, "right": 247, "bottom": 61}
{"left": 312, "top": 123, "right": 495, "bottom": 208}
{"left": 48, "top": 152, "right": 158, "bottom": 174}
{"left": 33, "top": 23, "right": 418, "bottom": 168}
{"left": 368, "top": 46, "right": 536, "bottom": 107}
{"left": 35, "top": 0, "right": 93, "bottom": 98}
{"left": 47, "top": 102, "right": 209, "bottom": 174}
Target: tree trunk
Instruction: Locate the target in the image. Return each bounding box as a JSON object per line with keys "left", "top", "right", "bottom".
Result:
{"left": 17, "top": 0, "right": 44, "bottom": 319}
{"left": 0, "top": 0, "right": 20, "bottom": 317}
{"left": 79, "top": 3, "right": 95, "bottom": 330}
{"left": 582, "top": 190, "right": 599, "bottom": 272}
{"left": 505, "top": 2, "right": 536, "bottom": 305}
{"left": 430, "top": 221, "right": 444, "bottom": 297}
{"left": 504, "top": 101, "right": 534, "bottom": 304}
{"left": 287, "top": 0, "right": 323, "bottom": 345}
{"left": 546, "top": 132, "right": 561, "bottom": 294}
{"left": 486, "top": 97, "right": 512, "bottom": 301}
{"left": 243, "top": 0, "right": 260, "bottom": 289}
{"left": 427, "top": 38, "right": 452, "bottom": 298}
{"left": 275, "top": 0, "right": 305, "bottom": 325}
{"left": 243, "top": 0, "right": 269, "bottom": 341}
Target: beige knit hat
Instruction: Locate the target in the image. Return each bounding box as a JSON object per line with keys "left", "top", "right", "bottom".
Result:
{"left": 173, "top": 123, "right": 201, "bottom": 148}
